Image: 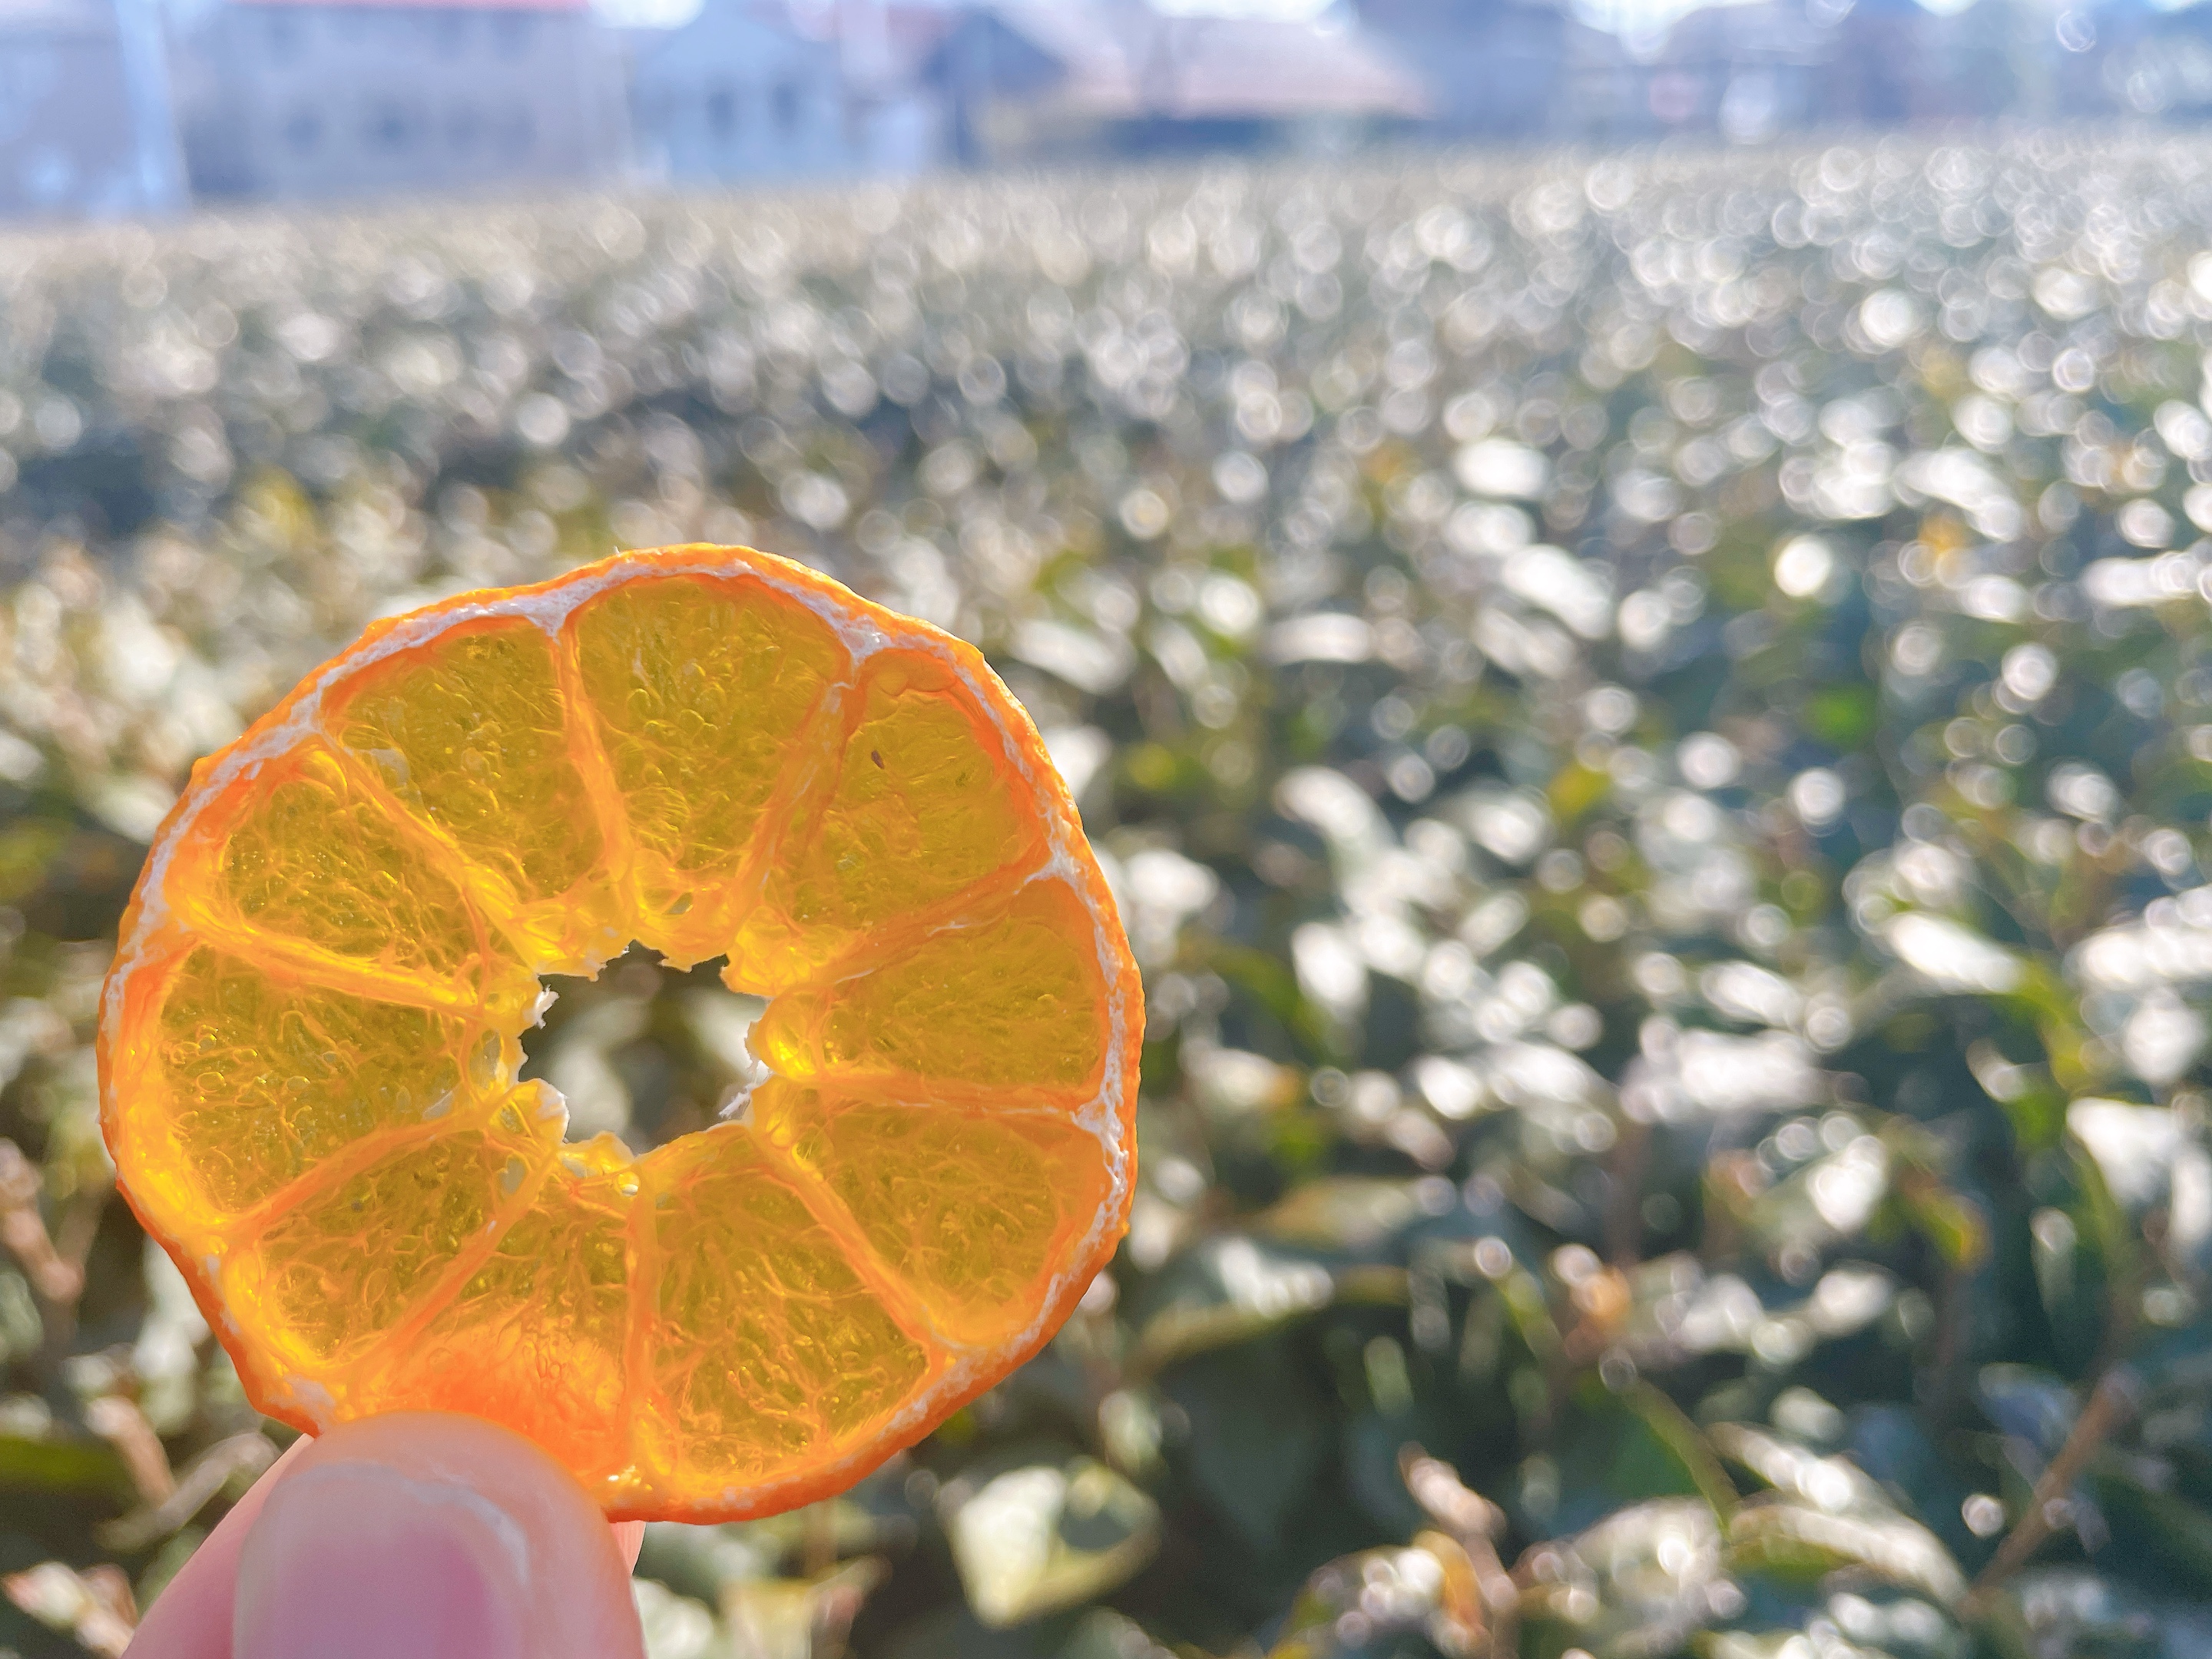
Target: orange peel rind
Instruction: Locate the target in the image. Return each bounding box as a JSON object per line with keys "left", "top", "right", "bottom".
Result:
{"left": 97, "top": 545, "right": 1140, "bottom": 1522}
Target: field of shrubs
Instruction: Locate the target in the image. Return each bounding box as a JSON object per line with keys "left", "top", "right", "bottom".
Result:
{"left": 4, "top": 132, "right": 2212, "bottom": 1657}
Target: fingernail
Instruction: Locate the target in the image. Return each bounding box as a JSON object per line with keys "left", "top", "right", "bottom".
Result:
{"left": 232, "top": 1461, "right": 529, "bottom": 1659}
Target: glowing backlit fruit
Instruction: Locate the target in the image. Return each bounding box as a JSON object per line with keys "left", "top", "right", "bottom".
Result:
{"left": 97, "top": 545, "right": 1140, "bottom": 1522}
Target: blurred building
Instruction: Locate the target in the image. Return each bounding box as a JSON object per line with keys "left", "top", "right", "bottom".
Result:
{"left": 631, "top": 0, "right": 945, "bottom": 183}
{"left": 172, "top": 0, "right": 629, "bottom": 200}
{"left": 0, "top": 0, "right": 184, "bottom": 216}
{"left": 927, "top": 2, "right": 1430, "bottom": 161}
{"left": 2055, "top": 0, "right": 2212, "bottom": 118}
{"left": 1356, "top": 0, "right": 1589, "bottom": 140}
{"left": 1622, "top": 0, "right": 2022, "bottom": 137}
{"left": 632, "top": 0, "right": 1433, "bottom": 179}
{"left": 1827, "top": 0, "right": 2015, "bottom": 122}
{"left": 1625, "top": 0, "right": 1831, "bottom": 137}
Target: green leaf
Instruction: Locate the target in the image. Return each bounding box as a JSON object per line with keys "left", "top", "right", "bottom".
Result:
{"left": 1166, "top": 1338, "right": 1331, "bottom": 1555}
{"left": 940, "top": 1454, "right": 1160, "bottom": 1629}
{"left": 1725, "top": 1500, "right": 1966, "bottom": 1604}
{"left": 0, "top": 1435, "right": 133, "bottom": 1503}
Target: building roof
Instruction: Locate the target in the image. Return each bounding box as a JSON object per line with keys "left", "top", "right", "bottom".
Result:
{"left": 785, "top": 0, "right": 963, "bottom": 87}
{"left": 228, "top": 0, "right": 591, "bottom": 13}
{"left": 0, "top": 0, "right": 116, "bottom": 32}
{"left": 626, "top": 1, "right": 961, "bottom": 88}
{"left": 976, "top": 2, "right": 1431, "bottom": 120}
{"left": 631, "top": 1, "right": 842, "bottom": 77}
{"left": 1658, "top": 0, "right": 1833, "bottom": 58}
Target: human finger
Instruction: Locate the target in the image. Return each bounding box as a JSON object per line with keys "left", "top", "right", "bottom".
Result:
{"left": 121, "top": 1433, "right": 312, "bottom": 1659}
{"left": 127, "top": 1412, "right": 646, "bottom": 1659}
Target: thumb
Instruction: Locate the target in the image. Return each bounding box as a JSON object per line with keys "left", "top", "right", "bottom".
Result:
{"left": 228, "top": 1412, "right": 644, "bottom": 1659}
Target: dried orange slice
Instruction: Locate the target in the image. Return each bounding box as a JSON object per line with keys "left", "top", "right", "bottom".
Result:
{"left": 97, "top": 545, "right": 1140, "bottom": 1522}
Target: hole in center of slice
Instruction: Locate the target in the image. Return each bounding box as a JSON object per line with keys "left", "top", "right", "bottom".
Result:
{"left": 519, "top": 945, "right": 773, "bottom": 1150}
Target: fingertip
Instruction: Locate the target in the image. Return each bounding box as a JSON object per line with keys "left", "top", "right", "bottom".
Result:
{"left": 613, "top": 1520, "right": 646, "bottom": 1572}
{"left": 230, "top": 1414, "right": 643, "bottom": 1659}
{"left": 123, "top": 1433, "right": 310, "bottom": 1659}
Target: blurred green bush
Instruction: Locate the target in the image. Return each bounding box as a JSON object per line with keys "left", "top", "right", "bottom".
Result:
{"left": 2, "top": 136, "right": 2212, "bottom": 1657}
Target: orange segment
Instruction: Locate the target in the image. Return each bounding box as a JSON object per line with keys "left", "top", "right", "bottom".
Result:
{"left": 98, "top": 543, "right": 1140, "bottom": 1525}
{"left": 166, "top": 739, "right": 535, "bottom": 1023}
{"left": 565, "top": 569, "right": 851, "bottom": 966}
{"left": 326, "top": 614, "right": 622, "bottom": 972}
{"left": 113, "top": 944, "right": 491, "bottom": 1231}
{"left": 733, "top": 647, "right": 1051, "bottom": 981}
{"left": 756, "top": 1083, "right": 1115, "bottom": 1347}
{"left": 632, "top": 1124, "right": 931, "bottom": 1489}
{"left": 751, "top": 877, "right": 1111, "bottom": 1100}
{"left": 348, "top": 1151, "right": 637, "bottom": 1498}
{"left": 216, "top": 1087, "right": 561, "bottom": 1389}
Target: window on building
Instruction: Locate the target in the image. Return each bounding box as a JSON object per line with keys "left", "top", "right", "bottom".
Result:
{"left": 448, "top": 104, "right": 480, "bottom": 152}
{"left": 433, "top": 12, "right": 465, "bottom": 53}
{"left": 773, "top": 79, "right": 800, "bottom": 134}
{"left": 492, "top": 14, "right": 535, "bottom": 58}
{"left": 707, "top": 86, "right": 737, "bottom": 138}
{"left": 283, "top": 108, "right": 321, "bottom": 153}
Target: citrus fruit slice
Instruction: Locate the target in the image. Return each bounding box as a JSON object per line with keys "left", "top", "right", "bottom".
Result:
{"left": 97, "top": 545, "right": 1140, "bottom": 1522}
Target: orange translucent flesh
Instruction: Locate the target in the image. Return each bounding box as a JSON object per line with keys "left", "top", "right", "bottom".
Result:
{"left": 348, "top": 1158, "right": 635, "bottom": 1495}
{"left": 217, "top": 1100, "right": 562, "bottom": 1378}
{"left": 98, "top": 551, "right": 1137, "bottom": 1522}
{"left": 165, "top": 741, "right": 538, "bottom": 1025}
{"left": 731, "top": 647, "right": 1052, "bottom": 982}
{"left": 113, "top": 942, "right": 497, "bottom": 1234}
{"left": 325, "top": 615, "right": 624, "bottom": 973}
{"left": 750, "top": 876, "right": 1112, "bottom": 1099}
{"left": 753, "top": 1083, "right": 1115, "bottom": 1349}
{"left": 631, "top": 1124, "right": 932, "bottom": 1495}
{"left": 565, "top": 572, "right": 851, "bottom": 968}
